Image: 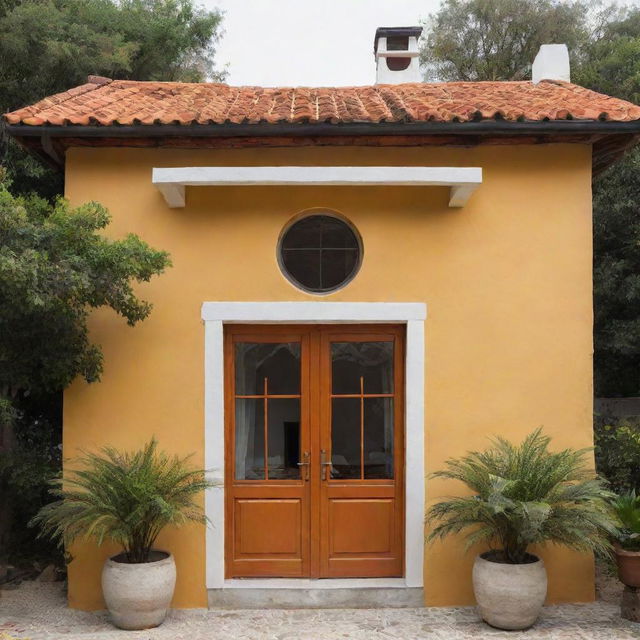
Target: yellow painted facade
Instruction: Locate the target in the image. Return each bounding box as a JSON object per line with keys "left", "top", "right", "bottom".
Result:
{"left": 63, "top": 143, "right": 594, "bottom": 610}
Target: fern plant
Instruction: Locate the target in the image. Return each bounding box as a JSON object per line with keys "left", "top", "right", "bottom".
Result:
{"left": 612, "top": 491, "right": 640, "bottom": 551}
{"left": 427, "top": 429, "right": 616, "bottom": 564}
{"left": 31, "top": 439, "right": 215, "bottom": 564}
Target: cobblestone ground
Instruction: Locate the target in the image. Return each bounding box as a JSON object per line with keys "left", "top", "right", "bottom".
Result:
{"left": 1, "top": 570, "right": 639, "bottom": 640}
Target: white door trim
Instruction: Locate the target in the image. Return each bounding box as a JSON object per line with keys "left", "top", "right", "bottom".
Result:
{"left": 202, "top": 301, "right": 426, "bottom": 589}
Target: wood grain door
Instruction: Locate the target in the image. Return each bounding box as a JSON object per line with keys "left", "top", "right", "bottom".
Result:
{"left": 225, "top": 325, "right": 404, "bottom": 579}
{"left": 319, "top": 327, "right": 404, "bottom": 577}
{"left": 225, "top": 327, "right": 311, "bottom": 577}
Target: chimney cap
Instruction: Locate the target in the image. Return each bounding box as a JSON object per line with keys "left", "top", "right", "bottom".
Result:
{"left": 374, "top": 26, "right": 422, "bottom": 53}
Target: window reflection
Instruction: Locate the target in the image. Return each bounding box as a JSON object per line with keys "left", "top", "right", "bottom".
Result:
{"left": 235, "top": 342, "right": 300, "bottom": 395}
{"left": 234, "top": 342, "right": 301, "bottom": 480}
{"left": 331, "top": 342, "right": 393, "bottom": 394}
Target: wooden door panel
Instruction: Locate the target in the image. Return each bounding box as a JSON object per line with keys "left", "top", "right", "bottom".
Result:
{"left": 235, "top": 499, "right": 302, "bottom": 556}
{"left": 329, "top": 499, "right": 394, "bottom": 554}
{"left": 326, "top": 557, "right": 402, "bottom": 578}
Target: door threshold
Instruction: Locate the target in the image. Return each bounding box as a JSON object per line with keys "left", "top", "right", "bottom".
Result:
{"left": 223, "top": 578, "right": 408, "bottom": 589}
{"left": 209, "top": 579, "right": 423, "bottom": 609}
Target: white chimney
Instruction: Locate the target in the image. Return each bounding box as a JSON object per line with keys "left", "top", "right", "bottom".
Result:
{"left": 532, "top": 44, "right": 570, "bottom": 84}
{"left": 374, "top": 27, "right": 423, "bottom": 84}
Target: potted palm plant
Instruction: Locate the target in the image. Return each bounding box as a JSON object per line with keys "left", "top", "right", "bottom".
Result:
{"left": 612, "top": 491, "right": 640, "bottom": 588}
{"left": 31, "top": 439, "right": 214, "bottom": 630}
{"left": 427, "top": 429, "right": 615, "bottom": 630}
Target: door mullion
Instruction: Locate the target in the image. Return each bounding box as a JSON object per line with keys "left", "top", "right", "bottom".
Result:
{"left": 309, "top": 327, "right": 322, "bottom": 578}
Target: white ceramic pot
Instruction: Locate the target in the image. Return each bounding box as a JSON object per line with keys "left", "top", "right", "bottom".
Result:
{"left": 472, "top": 552, "right": 547, "bottom": 630}
{"left": 102, "top": 550, "right": 176, "bottom": 630}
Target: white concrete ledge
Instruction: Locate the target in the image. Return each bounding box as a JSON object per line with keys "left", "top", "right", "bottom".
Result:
{"left": 153, "top": 166, "right": 482, "bottom": 208}
{"left": 201, "top": 301, "right": 427, "bottom": 323}
{"left": 208, "top": 583, "right": 423, "bottom": 608}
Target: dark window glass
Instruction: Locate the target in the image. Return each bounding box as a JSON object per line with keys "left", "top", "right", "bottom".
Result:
{"left": 331, "top": 341, "right": 394, "bottom": 394}
{"left": 267, "top": 399, "right": 301, "bottom": 479}
{"left": 280, "top": 215, "right": 361, "bottom": 293}
{"left": 364, "top": 398, "right": 394, "bottom": 479}
{"left": 235, "top": 343, "right": 301, "bottom": 395}
{"left": 235, "top": 399, "right": 265, "bottom": 480}
{"left": 331, "top": 398, "right": 361, "bottom": 479}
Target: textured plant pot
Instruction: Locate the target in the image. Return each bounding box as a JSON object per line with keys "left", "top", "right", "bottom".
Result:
{"left": 615, "top": 545, "right": 640, "bottom": 588}
{"left": 472, "top": 552, "right": 547, "bottom": 630}
{"left": 102, "top": 550, "right": 176, "bottom": 630}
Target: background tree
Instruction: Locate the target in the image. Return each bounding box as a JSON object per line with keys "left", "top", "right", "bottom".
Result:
{"left": 573, "top": 8, "right": 640, "bottom": 396}
{"left": 420, "top": 0, "right": 591, "bottom": 82}
{"left": 0, "top": 171, "right": 171, "bottom": 567}
{"left": 422, "top": 0, "right": 640, "bottom": 398}
{"left": 0, "top": 0, "right": 220, "bottom": 576}
{"left": 0, "top": 0, "right": 225, "bottom": 199}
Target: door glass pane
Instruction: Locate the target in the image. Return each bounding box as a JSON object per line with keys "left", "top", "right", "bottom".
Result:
{"left": 268, "top": 399, "right": 300, "bottom": 479}
{"left": 331, "top": 398, "right": 360, "bottom": 479}
{"left": 235, "top": 342, "right": 301, "bottom": 395}
{"left": 235, "top": 399, "right": 264, "bottom": 480}
{"left": 331, "top": 341, "right": 393, "bottom": 394}
{"left": 364, "top": 398, "right": 394, "bottom": 479}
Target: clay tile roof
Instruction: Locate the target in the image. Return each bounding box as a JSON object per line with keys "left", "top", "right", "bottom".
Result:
{"left": 5, "top": 77, "right": 640, "bottom": 129}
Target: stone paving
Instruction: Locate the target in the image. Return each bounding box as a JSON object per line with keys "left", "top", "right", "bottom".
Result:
{"left": 1, "top": 574, "right": 640, "bottom": 640}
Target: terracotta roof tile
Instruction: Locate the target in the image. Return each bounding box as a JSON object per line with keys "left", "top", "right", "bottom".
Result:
{"left": 5, "top": 78, "right": 640, "bottom": 128}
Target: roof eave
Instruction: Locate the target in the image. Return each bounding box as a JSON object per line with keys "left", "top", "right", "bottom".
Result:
{"left": 6, "top": 119, "right": 640, "bottom": 175}
{"left": 6, "top": 119, "right": 640, "bottom": 138}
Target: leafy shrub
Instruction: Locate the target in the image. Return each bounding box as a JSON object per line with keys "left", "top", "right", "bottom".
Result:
{"left": 0, "top": 392, "right": 62, "bottom": 566}
{"left": 426, "top": 429, "right": 616, "bottom": 563}
{"left": 612, "top": 491, "right": 640, "bottom": 551}
{"left": 594, "top": 421, "right": 640, "bottom": 493}
{"left": 32, "top": 439, "right": 215, "bottom": 564}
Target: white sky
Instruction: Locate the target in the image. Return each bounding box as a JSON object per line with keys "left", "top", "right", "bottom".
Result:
{"left": 205, "top": 0, "right": 440, "bottom": 86}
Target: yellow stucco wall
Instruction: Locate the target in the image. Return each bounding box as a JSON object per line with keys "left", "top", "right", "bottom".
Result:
{"left": 63, "top": 143, "right": 594, "bottom": 610}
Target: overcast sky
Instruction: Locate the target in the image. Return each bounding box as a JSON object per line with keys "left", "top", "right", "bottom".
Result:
{"left": 205, "top": 0, "right": 439, "bottom": 87}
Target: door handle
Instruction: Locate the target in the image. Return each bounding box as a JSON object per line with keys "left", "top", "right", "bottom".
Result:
{"left": 297, "top": 451, "right": 310, "bottom": 481}
{"left": 320, "top": 449, "right": 332, "bottom": 481}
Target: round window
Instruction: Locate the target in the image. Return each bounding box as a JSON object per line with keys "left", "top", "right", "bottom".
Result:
{"left": 278, "top": 214, "right": 362, "bottom": 294}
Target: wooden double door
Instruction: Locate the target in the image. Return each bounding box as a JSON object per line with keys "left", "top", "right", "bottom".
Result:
{"left": 225, "top": 324, "right": 405, "bottom": 579}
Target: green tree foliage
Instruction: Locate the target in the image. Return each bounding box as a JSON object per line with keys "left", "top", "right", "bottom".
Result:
{"left": 0, "top": 393, "right": 62, "bottom": 563}
{"left": 0, "top": 0, "right": 225, "bottom": 197}
{"left": 575, "top": 7, "right": 640, "bottom": 104}
{"left": 420, "top": 0, "right": 590, "bottom": 81}
{"left": 573, "top": 8, "right": 640, "bottom": 396}
{"left": 591, "top": 151, "right": 640, "bottom": 396}
{"left": 32, "top": 439, "right": 214, "bottom": 563}
{"left": 594, "top": 421, "right": 640, "bottom": 492}
{"left": 0, "top": 171, "right": 170, "bottom": 564}
{"left": 427, "top": 430, "right": 616, "bottom": 564}
{"left": 0, "top": 172, "right": 170, "bottom": 399}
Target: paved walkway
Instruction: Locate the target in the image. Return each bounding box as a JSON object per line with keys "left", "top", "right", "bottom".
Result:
{"left": 1, "top": 578, "right": 639, "bottom": 640}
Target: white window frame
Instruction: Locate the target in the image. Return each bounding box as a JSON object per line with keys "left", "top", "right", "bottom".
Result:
{"left": 202, "top": 302, "right": 426, "bottom": 590}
